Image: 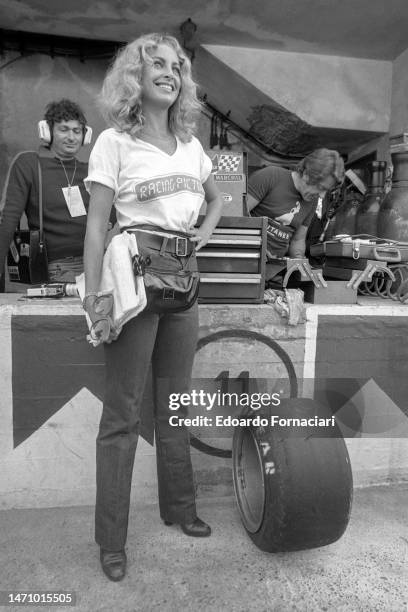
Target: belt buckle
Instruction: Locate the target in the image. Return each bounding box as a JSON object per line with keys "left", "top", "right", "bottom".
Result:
{"left": 176, "top": 237, "right": 188, "bottom": 257}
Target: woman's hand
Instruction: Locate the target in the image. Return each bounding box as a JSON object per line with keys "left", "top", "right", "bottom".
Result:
{"left": 189, "top": 174, "right": 224, "bottom": 251}
{"left": 82, "top": 294, "right": 111, "bottom": 345}
{"left": 187, "top": 226, "right": 213, "bottom": 251}
{"left": 83, "top": 292, "right": 116, "bottom": 345}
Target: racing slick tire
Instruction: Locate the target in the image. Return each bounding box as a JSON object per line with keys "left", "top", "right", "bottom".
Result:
{"left": 232, "top": 397, "right": 353, "bottom": 552}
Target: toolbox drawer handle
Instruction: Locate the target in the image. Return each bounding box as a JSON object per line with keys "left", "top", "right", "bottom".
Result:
{"left": 207, "top": 238, "right": 261, "bottom": 246}
{"left": 212, "top": 228, "right": 261, "bottom": 235}
{"left": 373, "top": 247, "right": 401, "bottom": 262}
{"left": 200, "top": 278, "right": 260, "bottom": 284}
{"left": 196, "top": 251, "right": 260, "bottom": 259}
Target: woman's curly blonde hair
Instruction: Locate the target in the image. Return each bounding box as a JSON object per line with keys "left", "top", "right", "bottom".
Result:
{"left": 99, "top": 33, "right": 201, "bottom": 142}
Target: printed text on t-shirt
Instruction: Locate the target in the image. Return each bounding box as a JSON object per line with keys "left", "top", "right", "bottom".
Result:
{"left": 134, "top": 174, "right": 204, "bottom": 202}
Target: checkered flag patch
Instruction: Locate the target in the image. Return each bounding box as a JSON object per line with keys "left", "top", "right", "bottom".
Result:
{"left": 218, "top": 154, "right": 241, "bottom": 172}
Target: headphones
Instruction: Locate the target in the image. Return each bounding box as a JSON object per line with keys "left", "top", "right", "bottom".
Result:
{"left": 38, "top": 120, "right": 93, "bottom": 146}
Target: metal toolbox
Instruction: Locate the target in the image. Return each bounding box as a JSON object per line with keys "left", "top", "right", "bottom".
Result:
{"left": 199, "top": 273, "right": 263, "bottom": 301}
{"left": 197, "top": 216, "right": 267, "bottom": 303}
{"left": 196, "top": 250, "right": 260, "bottom": 274}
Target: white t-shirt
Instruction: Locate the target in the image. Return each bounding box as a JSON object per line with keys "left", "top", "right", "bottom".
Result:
{"left": 85, "top": 128, "right": 212, "bottom": 233}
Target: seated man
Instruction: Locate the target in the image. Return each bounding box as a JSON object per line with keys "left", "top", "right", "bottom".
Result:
{"left": 0, "top": 99, "right": 92, "bottom": 288}
{"left": 247, "top": 148, "right": 344, "bottom": 281}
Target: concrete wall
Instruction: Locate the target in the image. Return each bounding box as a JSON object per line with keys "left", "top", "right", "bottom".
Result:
{"left": 0, "top": 296, "right": 407, "bottom": 510}
{"left": 0, "top": 42, "right": 404, "bottom": 173}
{"left": 390, "top": 46, "right": 408, "bottom": 137}
{"left": 0, "top": 299, "right": 306, "bottom": 509}
{"left": 0, "top": 52, "right": 109, "bottom": 187}
{"left": 202, "top": 45, "right": 392, "bottom": 133}
{"left": 0, "top": 38, "right": 407, "bottom": 170}
{"left": 0, "top": 49, "right": 275, "bottom": 193}
{"left": 348, "top": 44, "right": 408, "bottom": 163}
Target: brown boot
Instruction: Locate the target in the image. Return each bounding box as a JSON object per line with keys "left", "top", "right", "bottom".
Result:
{"left": 164, "top": 517, "right": 211, "bottom": 537}
{"left": 100, "top": 548, "right": 127, "bottom": 581}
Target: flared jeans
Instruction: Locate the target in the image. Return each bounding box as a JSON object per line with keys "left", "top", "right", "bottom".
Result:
{"left": 95, "top": 302, "right": 199, "bottom": 551}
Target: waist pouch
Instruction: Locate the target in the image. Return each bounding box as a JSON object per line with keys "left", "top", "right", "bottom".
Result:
{"left": 266, "top": 218, "right": 295, "bottom": 259}
{"left": 130, "top": 229, "right": 200, "bottom": 314}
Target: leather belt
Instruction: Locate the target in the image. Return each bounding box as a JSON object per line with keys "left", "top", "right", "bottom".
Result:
{"left": 130, "top": 230, "right": 194, "bottom": 257}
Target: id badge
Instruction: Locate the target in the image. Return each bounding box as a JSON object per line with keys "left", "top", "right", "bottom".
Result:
{"left": 62, "top": 186, "right": 87, "bottom": 217}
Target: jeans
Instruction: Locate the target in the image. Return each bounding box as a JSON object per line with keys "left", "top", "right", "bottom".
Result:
{"left": 95, "top": 301, "right": 199, "bottom": 551}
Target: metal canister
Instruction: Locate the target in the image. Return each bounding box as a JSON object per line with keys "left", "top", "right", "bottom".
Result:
{"left": 355, "top": 161, "right": 387, "bottom": 237}
{"left": 377, "top": 151, "right": 408, "bottom": 241}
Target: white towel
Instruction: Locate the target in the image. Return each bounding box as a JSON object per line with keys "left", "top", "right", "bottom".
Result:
{"left": 76, "top": 231, "right": 146, "bottom": 345}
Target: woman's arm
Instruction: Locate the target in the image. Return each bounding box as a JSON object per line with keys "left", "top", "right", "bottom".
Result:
{"left": 83, "top": 182, "right": 114, "bottom": 298}
{"left": 189, "top": 174, "right": 223, "bottom": 251}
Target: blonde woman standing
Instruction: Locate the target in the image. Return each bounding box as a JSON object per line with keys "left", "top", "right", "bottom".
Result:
{"left": 83, "top": 33, "right": 223, "bottom": 581}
